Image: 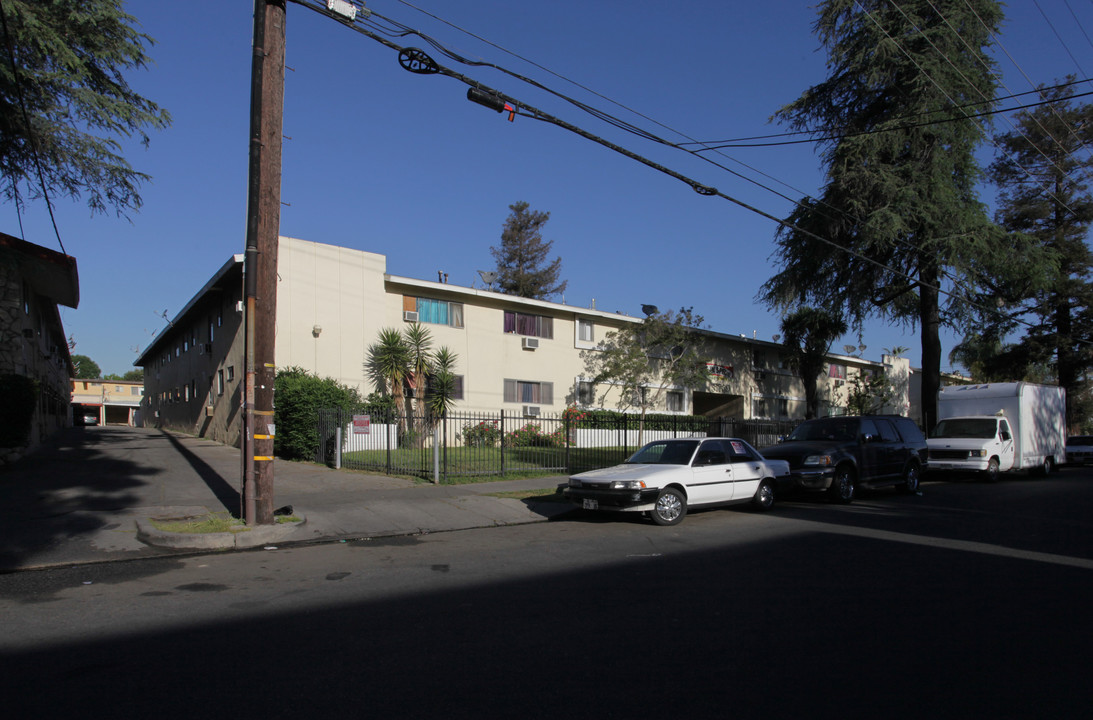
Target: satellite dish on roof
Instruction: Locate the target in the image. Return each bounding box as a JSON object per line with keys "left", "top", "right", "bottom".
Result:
{"left": 478, "top": 270, "right": 497, "bottom": 289}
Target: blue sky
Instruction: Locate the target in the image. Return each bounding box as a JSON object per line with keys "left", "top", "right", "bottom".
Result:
{"left": 9, "top": 0, "right": 1093, "bottom": 377}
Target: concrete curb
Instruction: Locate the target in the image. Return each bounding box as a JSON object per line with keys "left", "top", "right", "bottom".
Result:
{"left": 135, "top": 512, "right": 307, "bottom": 550}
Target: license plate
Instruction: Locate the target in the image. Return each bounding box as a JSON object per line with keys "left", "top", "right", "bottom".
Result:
{"left": 582, "top": 498, "right": 599, "bottom": 510}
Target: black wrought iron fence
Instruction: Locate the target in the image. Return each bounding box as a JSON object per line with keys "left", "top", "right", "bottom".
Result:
{"left": 316, "top": 408, "right": 800, "bottom": 483}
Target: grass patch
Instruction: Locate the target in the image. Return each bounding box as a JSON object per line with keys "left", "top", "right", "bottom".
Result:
{"left": 338, "top": 445, "right": 630, "bottom": 482}
{"left": 150, "top": 512, "right": 248, "bottom": 534}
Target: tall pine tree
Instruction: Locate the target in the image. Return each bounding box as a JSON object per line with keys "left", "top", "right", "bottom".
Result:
{"left": 986, "top": 79, "right": 1093, "bottom": 429}
{"left": 760, "top": 0, "right": 1006, "bottom": 431}
{"left": 490, "top": 201, "right": 567, "bottom": 300}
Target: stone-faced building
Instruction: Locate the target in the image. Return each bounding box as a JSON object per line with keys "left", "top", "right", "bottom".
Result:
{"left": 0, "top": 232, "right": 78, "bottom": 461}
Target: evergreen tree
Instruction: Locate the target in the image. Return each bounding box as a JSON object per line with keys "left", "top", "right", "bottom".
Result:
{"left": 490, "top": 201, "right": 567, "bottom": 299}
{"left": 0, "top": 0, "right": 170, "bottom": 216}
{"left": 986, "top": 79, "right": 1093, "bottom": 429}
{"left": 72, "top": 354, "right": 100, "bottom": 379}
{"left": 760, "top": 0, "right": 1007, "bottom": 432}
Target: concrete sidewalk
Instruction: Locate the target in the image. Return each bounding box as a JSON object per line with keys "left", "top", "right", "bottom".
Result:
{"left": 0, "top": 426, "right": 573, "bottom": 572}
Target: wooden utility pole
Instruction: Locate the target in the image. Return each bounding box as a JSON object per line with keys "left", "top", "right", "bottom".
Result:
{"left": 243, "top": 0, "right": 285, "bottom": 525}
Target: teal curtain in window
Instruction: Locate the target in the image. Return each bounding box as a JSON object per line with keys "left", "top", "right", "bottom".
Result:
{"left": 417, "top": 298, "right": 449, "bottom": 325}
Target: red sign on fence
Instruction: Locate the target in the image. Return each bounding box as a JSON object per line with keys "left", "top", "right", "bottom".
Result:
{"left": 352, "top": 415, "right": 371, "bottom": 434}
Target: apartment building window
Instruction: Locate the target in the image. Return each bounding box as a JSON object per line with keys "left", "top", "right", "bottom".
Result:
{"left": 427, "top": 374, "right": 464, "bottom": 400}
{"left": 504, "top": 311, "right": 553, "bottom": 338}
{"left": 208, "top": 319, "right": 215, "bottom": 343}
{"left": 226, "top": 366, "right": 235, "bottom": 382}
{"left": 578, "top": 319, "right": 594, "bottom": 343}
{"left": 504, "top": 379, "right": 553, "bottom": 404}
{"left": 405, "top": 296, "right": 464, "bottom": 328}
{"left": 217, "top": 369, "right": 225, "bottom": 396}
{"left": 829, "top": 364, "right": 847, "bottom": 380}
{"left": 667, "top": 391, "right": 684, "bottom": 412}
{"left": 577, "top": 380, "right": 595, "bottom": 405}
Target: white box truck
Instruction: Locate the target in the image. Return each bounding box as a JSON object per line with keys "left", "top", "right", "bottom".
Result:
{"left": 927, "top": 382, "right": 1066, "bottom": 481}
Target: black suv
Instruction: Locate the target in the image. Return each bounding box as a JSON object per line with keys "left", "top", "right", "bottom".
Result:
{"left": 759, "top": 415, "right": 927, "bottom": 503}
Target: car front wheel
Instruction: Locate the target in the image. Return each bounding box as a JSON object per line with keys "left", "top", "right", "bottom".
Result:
{"left": 983, "top": 457, "right": 1000, "bottom": 483}
{"left": 650, "top": 487, "right": 687, "bottom": 526}
{"left": 828, "top": 465, "right": 855, "bottom": 504}
{"left": 752, "top": 479, "right": 776, "bottom": 511}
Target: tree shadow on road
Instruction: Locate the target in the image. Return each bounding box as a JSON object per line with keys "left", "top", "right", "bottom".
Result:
{"left": 159, "top": 430, "right": 240, "bottom": 515}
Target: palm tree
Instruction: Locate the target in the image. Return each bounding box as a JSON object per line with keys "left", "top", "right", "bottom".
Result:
{"left": 781, "top": 307, "right": 848, "bottom": 419}
{"left": 427, "top": 347, "right": 460, "bottom": 419}
{"left": 366, "top": 327, "right": 411, "bottom": 435}
{"left": 403, "top": 323, "right": 435, "bottom": 445}
{"left": 403, "top": 323, "right": 434, "bottom": 415}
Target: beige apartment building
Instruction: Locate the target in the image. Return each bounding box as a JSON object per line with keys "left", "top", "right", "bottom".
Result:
{"left": 71, "top": 378, "right": 144, "bottom": 426}
{"left": 137, "top": 236, "right": 915, "bottom": 447}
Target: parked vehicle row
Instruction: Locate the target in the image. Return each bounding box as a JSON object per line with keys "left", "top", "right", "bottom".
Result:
{"left": 564, "top": 382, "right": 1073, "bottom": 526}
{"left": 563, "top": 437, "right": 790, "bottom": 526}
{"left": 926, "top": 382, "right": 1066, "bottom": 481}
{"left": 1067, "top": 435, "right": 1093, "bottom": 465}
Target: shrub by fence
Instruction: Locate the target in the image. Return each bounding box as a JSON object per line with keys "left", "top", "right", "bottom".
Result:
{"left": 316, "top": 408, "right": 799, "bottom": 483}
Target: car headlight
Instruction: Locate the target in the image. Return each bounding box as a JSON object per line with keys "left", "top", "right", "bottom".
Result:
{"left": 568, "top": 478, "right": 583, "bottom": 488}
{"left": 610, "top": 480, "right": 647, "bottom": 490}
{"left": 972, "top": 449, "right": 986, "bottom": 457}
{"left": 803, "top": 454, "right": 834, "bottom": 467}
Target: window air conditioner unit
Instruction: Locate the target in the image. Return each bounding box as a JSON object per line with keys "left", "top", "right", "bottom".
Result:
{"left": 521, "top": 337, "right": 539, "bottom": 350}
{"left": 523, "top": 405, "right": 541, "bottom": 417}
{"left": 404, "top": 311, "right": 419, "bottom": 322}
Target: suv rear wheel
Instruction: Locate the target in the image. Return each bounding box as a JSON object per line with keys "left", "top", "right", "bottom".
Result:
{"left": 828, "top": 465, "right": 855, "bottom": 504}
{"left": 899, "top": 462, "right": 921, "bottom": 494}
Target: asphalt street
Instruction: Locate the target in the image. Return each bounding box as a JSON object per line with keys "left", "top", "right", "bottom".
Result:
{"left": 1, "top": 435, "right": 1091, "bottom": 718}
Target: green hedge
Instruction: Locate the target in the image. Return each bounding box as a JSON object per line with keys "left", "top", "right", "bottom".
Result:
{"left": 274, "top": 367, "right": 362, "bottom": 461}
{"left": 570, "top": 408, "right": 711, "bottom": 432}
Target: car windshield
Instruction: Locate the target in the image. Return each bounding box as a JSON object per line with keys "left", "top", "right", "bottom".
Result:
{"left": 931, "top": 419, "right": 998, "bottom": 439}
{"left": 786, "top": 419, "right": 857, "bottom": 442}
{"left": 626, "top": 440, "right": 699, "bottom": 465}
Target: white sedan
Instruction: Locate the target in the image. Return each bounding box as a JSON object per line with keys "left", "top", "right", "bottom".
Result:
{"left": 563, "top": 437, "right": 791, "bottom": 526}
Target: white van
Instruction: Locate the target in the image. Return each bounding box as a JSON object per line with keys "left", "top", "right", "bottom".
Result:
{"left": 927, "top": 382, "right": 1066, "bottom": 482}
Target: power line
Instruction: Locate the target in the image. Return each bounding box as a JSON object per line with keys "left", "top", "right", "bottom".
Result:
{"left": 384, "top": 0, "right": 1090, "bottom": 305}
{"left": 287, "top": 0, "right": 1054, "bottom": 341}
{"left": 858, "top": 0, "right": 1082, "bottom": 218}
{"left": 691, "top": 88, "right": 1093, "bottom": 149}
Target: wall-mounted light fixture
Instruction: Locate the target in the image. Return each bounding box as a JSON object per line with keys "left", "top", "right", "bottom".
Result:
{"left": 312, "top": 324, "right": 322, "bottom": 338}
